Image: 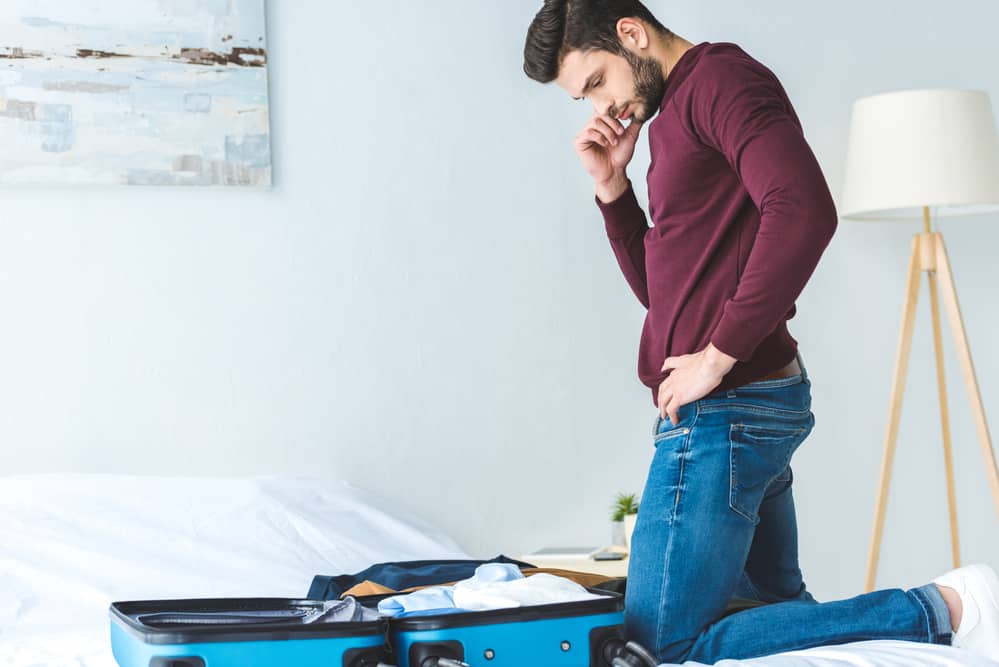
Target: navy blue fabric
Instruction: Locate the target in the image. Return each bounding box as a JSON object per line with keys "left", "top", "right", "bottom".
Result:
{"left": 306, "top": 555, "right": 537, "bottom": 600}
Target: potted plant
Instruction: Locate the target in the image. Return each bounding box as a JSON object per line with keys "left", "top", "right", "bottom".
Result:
{"left": 611, "top": 492, "right": 640, "bottom": 551}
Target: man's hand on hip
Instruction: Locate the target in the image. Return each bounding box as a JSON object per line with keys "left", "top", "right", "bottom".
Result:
{"left": 657, "top": 343, "right": 738, "bottom": 423}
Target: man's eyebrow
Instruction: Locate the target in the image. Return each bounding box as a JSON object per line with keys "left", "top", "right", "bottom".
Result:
{"left": 573, "top": 70, "right": 601, "bottom": 100}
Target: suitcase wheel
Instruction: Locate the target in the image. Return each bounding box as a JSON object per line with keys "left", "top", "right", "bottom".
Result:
{"left": 610, "top": 640, "right": 657, "bottom": 667}
{"left": 409, "top": 641, "right": 468, "bottom": 667}
{"left": 343, "top": 646, "right": 393, "bottom": 667}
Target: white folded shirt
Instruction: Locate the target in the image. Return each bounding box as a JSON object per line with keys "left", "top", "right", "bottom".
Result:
{"left": 452, "top": 571, "right": 603, "bottom": 610}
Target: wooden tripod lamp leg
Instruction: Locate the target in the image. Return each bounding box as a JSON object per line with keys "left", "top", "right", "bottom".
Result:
{"left": 865, "top": 234, "right": 924, "bottom": 592}
{"left": 932, "top": 233, "right": 999, "bottom": 522}
{"left": 926, "top": 251, "right": 962, "bottom": 569}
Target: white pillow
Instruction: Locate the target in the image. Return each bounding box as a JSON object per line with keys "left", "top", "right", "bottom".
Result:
{"left": 0, "top": 474, "right": 469, "bottom": 666}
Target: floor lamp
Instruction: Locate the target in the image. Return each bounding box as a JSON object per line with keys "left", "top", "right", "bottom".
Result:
{"left": 840, "top": 88, "right": 999, "bottom": 592}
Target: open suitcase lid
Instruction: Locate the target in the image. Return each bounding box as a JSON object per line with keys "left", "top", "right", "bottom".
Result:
{"left": 110, "top": 598, "right": 387, "bottom": 645}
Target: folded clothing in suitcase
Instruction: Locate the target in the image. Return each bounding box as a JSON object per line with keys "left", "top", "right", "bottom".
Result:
{"left": 109, "top": 598, "right": 390, "bottom": 667}
{"left": 362, "top": 588, "right": 627, "bottom": 667}
{"left": 307, "top": 555, "right": 535, "bottom": 600}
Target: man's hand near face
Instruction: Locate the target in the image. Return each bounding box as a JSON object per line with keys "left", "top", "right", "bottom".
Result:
{"left": 574, "top": 113, "right": 643, "bottom": 203}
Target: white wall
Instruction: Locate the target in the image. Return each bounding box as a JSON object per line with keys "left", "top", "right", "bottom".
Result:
{"left": 3, "top": 0, "right": 998, "bottom": 603}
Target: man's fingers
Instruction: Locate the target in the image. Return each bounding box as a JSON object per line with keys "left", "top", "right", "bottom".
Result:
{"left": 667, "top": 397, "right": 680, "bottom": 425}
{"left": 588, "top": 118, "right": 619, "bottom": 146}
{"left": 576, "top": 128, "right": 609, "bottom": 150}
{"left": 594, "top": 114, "right": 625, "bottom": 137}
{"left": 661, "top": 354, "right": 689, "bottom": 371}
{"left": 577, "top": 115, "right": 629, "bottom": 152}
{"left": 658, "top": 391, "right": 671, "bottom": 421}
{"left": 585, "top": 128, "right": 611, "bottom": 148}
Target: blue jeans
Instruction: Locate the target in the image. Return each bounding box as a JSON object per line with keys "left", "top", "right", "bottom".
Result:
{"left": 624, "top": 350, "right": 953, "bottom": 663}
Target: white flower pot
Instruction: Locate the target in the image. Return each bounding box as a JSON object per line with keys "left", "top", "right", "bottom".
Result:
{"left": 623, "top": 513, "right": 638, "bottom": 551}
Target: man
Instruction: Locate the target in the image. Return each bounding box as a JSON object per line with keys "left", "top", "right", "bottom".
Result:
{"left": 522, "top": 1, "right": 999, "bottom": 663}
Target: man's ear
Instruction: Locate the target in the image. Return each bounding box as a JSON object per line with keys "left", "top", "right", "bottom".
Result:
{"left": 616, "top": 17, "right": 649, "bottom": 50}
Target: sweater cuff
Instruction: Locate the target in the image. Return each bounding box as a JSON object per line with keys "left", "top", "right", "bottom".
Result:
{"left": 710, "top": 312, "right": 758, "bottom": 364}
{"left": 595, "top": 180, "right": 645, "bottom": 239}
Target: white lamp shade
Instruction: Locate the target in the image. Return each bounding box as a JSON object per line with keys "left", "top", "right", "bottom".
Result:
{"left": 840, "top": 88, "right": 999, "bottom": 221}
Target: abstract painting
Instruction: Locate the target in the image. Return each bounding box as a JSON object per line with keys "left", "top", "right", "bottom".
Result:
{"left": 0, "top": 0, "right": 271, "bottom": 186}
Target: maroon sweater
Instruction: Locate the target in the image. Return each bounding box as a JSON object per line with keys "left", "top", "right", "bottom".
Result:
{"left": 596, "top": 41, "right": 838, "bottom": 406}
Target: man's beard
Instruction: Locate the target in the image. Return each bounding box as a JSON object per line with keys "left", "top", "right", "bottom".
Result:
{"left": 622, "top": 49, "right": 666, "bottom": 122}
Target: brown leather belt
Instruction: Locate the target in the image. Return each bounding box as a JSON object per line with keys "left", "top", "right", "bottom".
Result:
{"left": 752, "top": 356, "right": 801, "bottom": 382}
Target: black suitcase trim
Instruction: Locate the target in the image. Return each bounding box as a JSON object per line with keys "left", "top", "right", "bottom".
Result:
{"left": 364, "top": 588, "right": 624, "bottom": 631}
{"left": 110, "top": 598, "right": 387, "bottom": 646}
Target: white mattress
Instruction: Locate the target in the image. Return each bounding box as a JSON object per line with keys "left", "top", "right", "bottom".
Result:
{"left": 675, "top": 639, "right": 998, "bottom": 666}
{"left": 0, "top": 474, "right": 469, "bottom": 666}
{"left": 1, "top": 474, "right": 995, "bottom": 667}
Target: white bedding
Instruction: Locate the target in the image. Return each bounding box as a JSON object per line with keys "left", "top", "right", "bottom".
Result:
{"left": 0, "top": 474, "right": 469, "bottom": 666}
{"left": 1, "top": 474, "right": 995, "bottom": 667}
{"left": 678, "top": 640, "right": 998, "bottom": 666}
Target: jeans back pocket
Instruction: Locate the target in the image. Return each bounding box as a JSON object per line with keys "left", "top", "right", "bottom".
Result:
{"left": 729, "top": 419, "right": 811, "bottom": 524}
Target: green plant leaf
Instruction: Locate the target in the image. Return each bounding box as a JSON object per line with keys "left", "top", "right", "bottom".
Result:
{"left": 610, "top": 491, "right": 640, "bottom": 520}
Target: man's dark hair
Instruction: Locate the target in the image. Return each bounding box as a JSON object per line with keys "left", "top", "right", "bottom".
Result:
{"left": 523, "top": 0, "right": 671, "bottom": 83}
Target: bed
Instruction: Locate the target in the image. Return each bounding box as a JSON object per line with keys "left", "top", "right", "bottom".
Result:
{"left": 1, "top": 474, "right": 995, "bottom": 667}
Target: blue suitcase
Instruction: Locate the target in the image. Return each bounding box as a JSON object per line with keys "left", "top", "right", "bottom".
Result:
{"left": 109, "top": 597, "right": 390, "bottom": 667}
{"left": 370, "top": 588, "right": 628, "bottom": 667}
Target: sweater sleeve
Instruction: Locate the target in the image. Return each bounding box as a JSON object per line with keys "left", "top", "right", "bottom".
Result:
{"left": 685, "top": 56, "right": 838, "bottom": 362}
{"left": 595, "top": 180, "right": 651, "bottom": 309}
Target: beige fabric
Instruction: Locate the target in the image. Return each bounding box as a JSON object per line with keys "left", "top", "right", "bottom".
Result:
{"left": 339, "top": 567, "right": 615, "bottom": 599}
